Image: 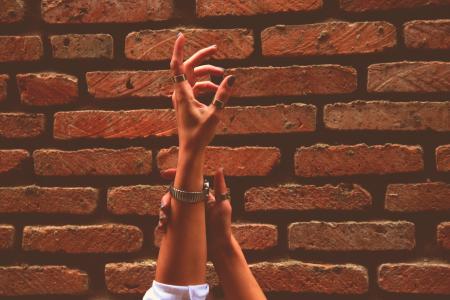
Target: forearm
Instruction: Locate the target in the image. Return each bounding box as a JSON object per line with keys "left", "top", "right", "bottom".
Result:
{"left": 211, "top": 235, "right": 266, "bottom": 300}
{"left": 155, "top": 148, "right": 207, "bottom": 285}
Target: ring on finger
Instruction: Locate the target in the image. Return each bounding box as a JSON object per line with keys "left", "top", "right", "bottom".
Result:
{"left": 217, "top": 191, "right": 231, "bottom": 201}
{"left": 172, "top": 73, "right": 187, "bottom": 83}
{"left": 212, "top": 98, "right": 225, "bottom": 110}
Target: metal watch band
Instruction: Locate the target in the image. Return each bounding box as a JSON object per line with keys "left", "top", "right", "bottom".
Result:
{"left": 168, "top": 179, "right": 209, "bottom": 203}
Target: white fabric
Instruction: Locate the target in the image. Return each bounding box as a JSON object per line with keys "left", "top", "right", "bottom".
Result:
{"left": 143, "top": 280, "right": 209, "bottom": 300}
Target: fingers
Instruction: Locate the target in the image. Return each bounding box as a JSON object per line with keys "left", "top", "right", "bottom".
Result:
{"left": 206, "top": 75, "right": 236, "bottom": 121}
{"left": 157, "top": 192, "right": 172, "bottom": 233}
{"left": 160, "top": 168, "right": 176, "bottom": 180}
{"left": 184, "top": 45, "right": 218, "bottom": 70}
{"left": 170, "top": 33, "right": 185, "bottom": 75}
{"left": 194, "top": 64, "right": 224, "bottom": 78}
{"left": 193, "top": 81, "right": 219, "bottom": 97}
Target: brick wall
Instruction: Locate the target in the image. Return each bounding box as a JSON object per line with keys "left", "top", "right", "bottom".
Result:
{"left": 0, "top": 0, "right": 449, "bottom": 299}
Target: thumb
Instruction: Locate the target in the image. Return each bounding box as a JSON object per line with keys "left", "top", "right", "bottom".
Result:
{"left": 214, "top": 167, "right": 227, "bottom": 199}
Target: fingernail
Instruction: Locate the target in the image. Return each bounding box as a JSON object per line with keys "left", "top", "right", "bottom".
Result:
{"left": 227, "top": 76, "right": 235, "bottom": 87}
{"left": 220, "top": 167, "right": 224, "bottom": 175}
{"left": 177, "top": 32, "right": 181, "bottom": 37}
{"left": 211, "top": 44, "right": 217, "bottom": 48}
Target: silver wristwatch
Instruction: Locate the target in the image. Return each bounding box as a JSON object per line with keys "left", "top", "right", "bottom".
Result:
{"left": 168, "top": 178, "right": 210, "bottom": 203}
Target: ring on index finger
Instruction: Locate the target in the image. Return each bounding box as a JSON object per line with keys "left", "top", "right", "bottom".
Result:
{"left": 217, "top": 191, "right": 230, "bottom": 202}
{"left": 212, "top": 98, "right": 225, "bottom": 110}
{"left": 172, "top": 73, "right": 187, "bottom": 84}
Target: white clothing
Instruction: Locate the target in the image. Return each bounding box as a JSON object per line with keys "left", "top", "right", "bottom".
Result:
{"left": 143, "top": 280, "right": 209, "bottom": 300}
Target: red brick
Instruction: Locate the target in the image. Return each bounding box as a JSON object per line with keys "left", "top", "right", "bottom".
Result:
{"left": 41, "top": 0, "right": 174, "bottom": 23}
{"left": 245, "top": 183, "right": 371, "bottom": 212}
{"left": 324, "top": 101, "right": 450, "bottom": 131}
{"left": 262, "top": 21, "right": 396, "bottom": 57}
{"left": 16, "top": 73, "right": 78, "bottom": 106}
{"left": 437, "top": 222, "right": 450, "bottom": 250}
{"left": 340, "top": 0, "right": 450, "bottom": 12}
{"left": 196, "top": 0, "right": 323, "bottom": 17}
{"left": 0, "top": 149, "right": 29, "bottom": 174}
{"left": 22, "top": 224, "right": 143, "bottom": 253}
{"left": 0, "top": 225, "right": 14, "bottom": 250}
{"left": 0, "top": 74, "right": 8, "bottom": 102}
{"left": 107, "top": 185, "right": 166, "bottom": 216}
{"left": 436, "top": 145, "right": 450, "bottom": 172}
{"left": 294, "top": 143, "right": 424, "bottom": 177}
{"left": 53, "top": 104, "right": 316, "bottom": 139}
{"left": 232, "top": 224, "right": 277, "bottom": 250}
{"left": 378, "top": 263, "right": 450, "bottom": 294}
{"left": 0, "top": 0, "right": 25, "bottom": 23}
{"left": 0, "top": 186, "right": 98, "bottom": 214}
{"left": 0, "top": 36, "right": 43, "bottom": 62}
{"left": 0, "top": 113, "right": 45, "bottom": 138}
{"left": 288, "top": 221, "right": 415, "bottom": 251}
{"left": 0, "top": 265, "right": 88, "bottom": 296}
{"left": 50, "top": 34, "right": 113, "bottom": 59}
{"left": 405, "top": 19, "right": 450, "bottom": 49}
{"left": 251, "top": 261, "right": 368, "bottom": 294}
{"left": 368, "top": 61, "right": 450, "bottom": 93}
{"left": 125, "top": 28, "right": 254, "bottom": 61}
{"left": 386, "top": 182, "right": 450, "bottom": 212}
{"left": 33, "top": 147, "right": 152, "bottom": 176}
{"left": 157, "top": 146, "right": 280, "bottom": 176}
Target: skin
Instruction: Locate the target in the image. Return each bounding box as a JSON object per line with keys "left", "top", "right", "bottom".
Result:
{"left": 154, "top": 32, "right": 265, "bottom": 299}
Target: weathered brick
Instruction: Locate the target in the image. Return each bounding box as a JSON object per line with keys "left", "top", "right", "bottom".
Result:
{"left": 378, "top": 263, "right": 450, "bottom": 294}
{"left": 16, "top": 73, "right": 78, "bottom": 106}
{"left": 436, "top": 145, "right": 450, "bottom": 172}
{"left": 0, "top": 225, "right": 14, "bottom": 250}
{"left": 324, "top": 101, "right": 450, "bottom": 131}
{"left": 262, "top": 21, "right": 396, "bottom": 57}
{"left": 386, "top": 182, "right": 450, "bottom": 212}
{"left": 0, "top": 74, "right": 8, "bottom": 102}
{"left": 107, "top": 185, "right": 166, "bottom": 216}
{"left": 50, "top": 34, "right": 113, "bottom": 59}
{"left": 86, "top": 65, "right": 356, "bottom": 99}
{"left": 53, "top": 104, "right": 316, "bottom": 139}
{"left": 0, "top": 265, "right": 88, "bottom": 296}
{"left": 251, "top": 261, "right": 368, "bottom": 294}
{"left": 196, "top": 0, "right": 323, "bottom": 17}
{"left": 125, "top": 28, "right": 254, "bottom": 61}
{"left": 0, "top": 113, "right": 45, "bottom": 138}
{"left": 245, "top": 183, "right": 371, "bottom": 212}
{"left": 289, "top": 221, "right": 415, "bottom": 251}
{"left": 231, "top": 224, "right": 277, "bottom": 250}
{"left": 405, "top": 19, "right": 450, "bottom": 49}
{"left": 0, "top": 0, "right": 25, "bottom": 23}
{"left": 0, "top": 149, "right": 29, "bottom": 174}
{"left": 437, "top": 222, "right": 450, "bottom": 250}
{"left": 0, "top": 186, "right": 98, "bottom": 214}
{"left": 33, "top": 147, "right": 152, "bottom": 176}
{"left": 0, "top": 36, "right": 43, "bottom": 62}
{"left": 41, "top": 0, "right": 174, "bottom": 23}
{"left": 368, "top": 61, "right": 450, "bottom": 93}
{"left": 22, "top": 224, "right": 143, "bottom": 253}
{"left": 157, "top": 146, "right": 280, "bottom": 176}
{"left": 340, "top": 0, "right": 450, "bottom": 12}
{"left": 294, "top": 143, "right": 424, "bottom": 177}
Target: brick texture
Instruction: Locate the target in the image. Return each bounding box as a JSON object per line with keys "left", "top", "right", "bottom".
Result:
{"left": 0, "top": 265, "right": 88, "bottom": 296}
{"left": 41, "top": 0, "right": 175, "bottom": 23}
{"left": 231, "top": 224, "right": 278, "bottom": 250}
{"left": 0, "top": 74, "right": 8, "bottom": 102}
{"left": 0, "top": 113, "right": 45, "bottom": 138}
{"left": 125, "top": 28, "right": 254, "bottom": 61}
{"left": 294, "top": 143, "right": 424, "bottom": 177}
{"left": 196, "top": 0, "right": 323, "bottom": 17}
{"left": 324, "top": 101, "right": 450, "bottom": 131}
{"left": 0, "top": 186, "right": 98, "bottom": 214}
{"left": 262, "top": 21, "right": 396, "bottom": 57}
{"left": 0, "top": 0, "right": 25, "bottom": 23}
{"left": 437, "top": 222, "right": 450, "bottom": 250}
{"left": 436, "top": 145, "right": 450, "bottom": 172}
{"left": 340, "top": 0, "right": 450, "bottom": 12}
{"left": 245, "top": 183, "right": 372, "bottom": 211}
{"left": 0, "top": 225, "right": 14, "bottom": 250}
{"left": 404, "top": 19, "right": 450, "bottom": 49}
{"left": 367, "top": 61, "right": 450, "bottom": 93}
{"left": 0, "top": 36, "right": 43, "bottom": 62}
{"left": 378, "top": 263, "right": 450, "bottom": 294}
{"left": 288, "top": 221, "right": 415, "bottom": 251}
{"left": 0, "top": 149, "right": 29, "bottom": 174}
{"left": 50, "top": 34, "right": 114, "bottom": 59}
{"left": 107, "top": 185, "right": 166, "bottom": 216}
{"left": 385, "top": 182, "right": 450, "bottom": 212}
{"left": 33, "top": 147, "right": 152, "bottom": 176}
{"left": 157, "top": 146, "right": 280, "bottom": 176}
{"left": 22, "top": 224, "right": 143, "bottom": 253}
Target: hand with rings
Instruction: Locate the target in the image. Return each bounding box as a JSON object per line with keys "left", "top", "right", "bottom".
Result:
{"left": 156, "top": 167, "right": 233, "bottom": 247}
{"left": 170, "top": 32, "right": 236, "bottom": 155}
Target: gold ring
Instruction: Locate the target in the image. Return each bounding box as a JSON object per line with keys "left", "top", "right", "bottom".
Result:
{"left": 217, "top": 191, "right": 230, "bottom": 201}
{"left": 212, "top": 98, "right": 225, "bottom": 110}
{"left": 172, "top": 73, "right": 187, "bottom": 83}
